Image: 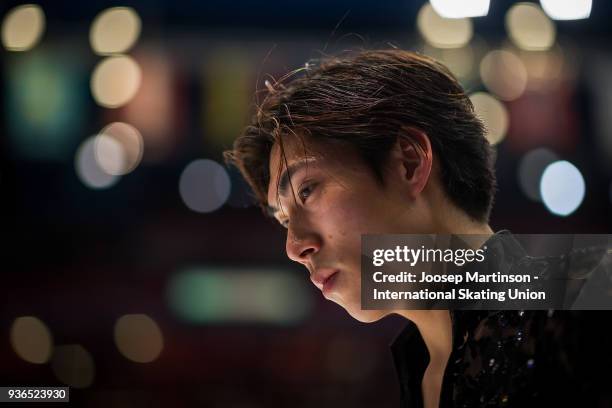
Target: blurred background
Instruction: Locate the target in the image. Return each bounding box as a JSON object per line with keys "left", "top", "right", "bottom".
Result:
{"left": 1, "top": 0, "right": 611, "bottom": 406}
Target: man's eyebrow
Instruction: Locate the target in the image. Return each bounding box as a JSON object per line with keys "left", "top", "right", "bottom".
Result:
{"left": 267, "top": 158, "right": 316, "bottom": 217}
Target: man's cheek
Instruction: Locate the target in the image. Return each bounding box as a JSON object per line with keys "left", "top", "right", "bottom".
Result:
{"left": 333, "top": 199, "right": 372, "bottom": 232}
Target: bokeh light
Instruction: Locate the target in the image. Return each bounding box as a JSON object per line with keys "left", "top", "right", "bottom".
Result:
{"left": 94, "top": 122, "right": 144, "bottom": 176}
{"left": 123, "top": 52, "right": 176, "bottom": 163}
{"left": 440, "top": 46, "right": 476, "bottom": 79}
{"left": 90, "top": 7, "right": 141, "bottom": 55}
{"left": 51, "top": 344, "right": 95, "bottom": 388}
{"left": 75, "top": 136, "right": 121, "bottom": 189}
{"left": 540, "top": 0, "right": 592, "bottom": 20}
{"left": 430, "top": 0, "right": 490, "bottom": 18}
{"left": 6, "top": 51, "right": 86, "bottom": 160}
{"left": 417, "top": 3, "right": 473, "bottom": 49}
{"left": 204, "top": 50, "right": 251, "bottom": 149}
{"left": 520, "top": 47, "right": 565, "bottom": 91}
{"left": 91, "top": 55, "right": 142, "bottom": 108}
{"left": 167, "top": 268, "right": 313, "bottom": 324}
{"left": 94, "top": 134, "right": 125, "bottom": 176}
{"left": 506, "top": 3, "right": 556, "bottom": 51}
{"left": 114, "top": 314, "right": 164, "bottom": 363}
{"left": 518, "top": 148, "right": 559, "bottom": 202}
{"left": 424, "top": 44, "right": 477, "bottom": 80}
{"left": 1, "top": 4, "right": 45, "bottom": 51}
{"left": 10, "top": 316, "right": 53, "bottom": 364}
{"left": 480, "top": 49, "right": 528, "bottom": 101}
{"left": 469, "top": 92, "right": 509, "bottom": 145}
{"left": 179, "top": 159, "right": 231, "bottom": 213}
{"left": 540, "top": 160, "right": 585, "bottom": 216}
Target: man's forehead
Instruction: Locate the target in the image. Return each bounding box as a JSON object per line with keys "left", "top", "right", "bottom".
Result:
{"left": 266, "top": 142, "right": 319, "bottom": 207}
{"left": 268, "top": 148, "right": 306, "bottom": 193}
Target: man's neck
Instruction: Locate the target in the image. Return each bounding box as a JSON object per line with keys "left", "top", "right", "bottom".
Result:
{"left": 392, "top": 221, "right": 494, "bottom": 406}
{"left": 395, "top": 309, "right": 453, "bottom": 408}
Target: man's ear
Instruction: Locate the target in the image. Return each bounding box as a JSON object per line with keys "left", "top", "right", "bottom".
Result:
{"left": 395, "top": 126, "right": 433, "bottom": 197}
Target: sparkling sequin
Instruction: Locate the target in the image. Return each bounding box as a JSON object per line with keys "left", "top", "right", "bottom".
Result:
{"left": 391, "top": 231, "right": 612, "bottom": 408}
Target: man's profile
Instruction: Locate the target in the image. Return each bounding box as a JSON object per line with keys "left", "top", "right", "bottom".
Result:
{"left": 224, "top": 50, "right": 611, "bottom": 407}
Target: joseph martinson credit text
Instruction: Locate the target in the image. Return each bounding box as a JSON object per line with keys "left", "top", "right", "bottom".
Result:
{"left": 369, "top": 245, "right": 545, "bottom": 302}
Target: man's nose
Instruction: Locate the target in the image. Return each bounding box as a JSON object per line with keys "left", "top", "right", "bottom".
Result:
{"left": 285, "top": 222, "right": 321, "bottom": 264}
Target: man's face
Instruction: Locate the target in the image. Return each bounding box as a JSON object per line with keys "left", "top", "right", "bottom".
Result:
{"left": 266, "top": 137, "right": 429, "bottom": 322}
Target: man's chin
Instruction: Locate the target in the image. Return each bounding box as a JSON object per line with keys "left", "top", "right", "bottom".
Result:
{"left": 326, "top": 293, "right": 387, "bottom": 323}
{"left": 343, "top": 305, "right": 387, "bottom": 323}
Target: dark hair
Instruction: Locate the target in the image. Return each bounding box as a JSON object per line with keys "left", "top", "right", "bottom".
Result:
{"left": 224, "top": 49, "right": 496, "bottom": 222}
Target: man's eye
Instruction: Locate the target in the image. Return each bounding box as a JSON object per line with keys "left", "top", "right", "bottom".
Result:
{"left": 276, "top": 183, "right": 316, "bottom": 228}
{"left": 298, "top": 183, "right": 315, "bottom": 202}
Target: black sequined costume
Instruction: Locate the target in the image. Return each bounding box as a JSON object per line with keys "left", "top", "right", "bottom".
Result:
{"left": 390, "top": 231, "right": 612, "bottom": 407}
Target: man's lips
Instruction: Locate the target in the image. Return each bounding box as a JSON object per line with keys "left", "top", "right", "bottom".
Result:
{"left": 310, "top": 269, "right": 340, "bottom": 294}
